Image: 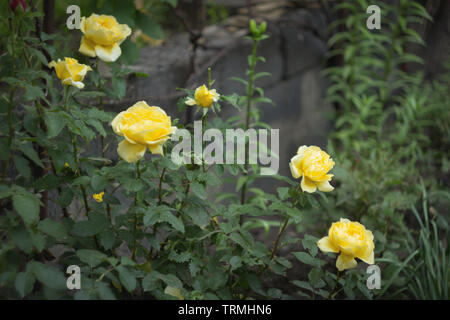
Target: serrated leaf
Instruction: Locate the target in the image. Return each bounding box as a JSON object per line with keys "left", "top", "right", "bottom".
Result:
{"left": 292, "top": 252, "right": 324, "bottom": 268}
{"left": 159, "top": 211, "right": 184, "bottom": 233}
{"left": 38, "top": 219, "right": 68, "bottom": 240}
{"left": 116, "top": 266, "right": 136, "bottom": 293}
{"left": 15, "top": 272, "right": 35, "bottom": 298}
{"left": 45, "top": 111, "right": 66, "bottom": 138}
{"left": 13, "top": 193, "right": 40, "bottom": 225}
{"left": 76, "top": 249, "right": 107, "bottom": 268}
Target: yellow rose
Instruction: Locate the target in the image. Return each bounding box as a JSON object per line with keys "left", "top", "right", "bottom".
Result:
{"left": 185, "top": 85, "right": 220, "bottom": 108}
{"left": 93, "top": 191, "right": 104, "bottom": 203}
{"left": 79, "top": 14, "right": 132, "bottom": 62}
{"left": 48, "top": 57, "right": 92, "bottom": 89}
{"left": 289, "top": 145, "right": 335, "bottom": 193}
{"left": 111, "top": 101, "right": 177, "bottom": 163}
{"left": 317, "top": 218, "right": 375, "bottom": 271}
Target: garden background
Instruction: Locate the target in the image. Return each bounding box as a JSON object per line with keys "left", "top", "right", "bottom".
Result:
{"left": 0, "top": 0, "right": 448, "bottom": 300}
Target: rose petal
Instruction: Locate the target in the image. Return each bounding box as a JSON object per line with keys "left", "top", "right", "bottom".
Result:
{"left": 79, "top": 36, "right": 97, "bottom": 58}
{"left": 117, "top": 140, "right": 146, "bottom": 163}
{"left": 301, "top": 175, "right": 317, "bottom": 193}
{"left": 95, "top": 43, "right": 121, "bottom": 62}
{"left": 317, "top": 180, "right": 334, "bottom": 192}
{"left": 336, "top": 253, "right": 357, "bottom": 271}
{"left": 317, "top": 236, "right": 339, "bottom": 253}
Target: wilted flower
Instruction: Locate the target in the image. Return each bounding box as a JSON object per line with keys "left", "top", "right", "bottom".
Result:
{"left": 79, "top": 14, "right": 132, "bottom": 62}
{"left": 289, "top": 145, "right": 335, "bottom": 193}
{"left": 185, "top": 85, "right": 220, "bottom": 108}
{"left": 111, "top": 101, "right": 177, "bottom": 163}
{"left": 93, "top": 192, "right": 104, "bottom": 203}
{"left": 48, "top": 57, "right": 92, "bottom": 89}
{"left": 317, "top": 218, "right": 375, "bottom": 271}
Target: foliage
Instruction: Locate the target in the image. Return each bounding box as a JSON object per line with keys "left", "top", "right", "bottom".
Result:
{"left": 0, "top": 6, "right": 328, "bottom": 300}
{"left": 312, "top": 0, "right": 450, "bottom": 299}
{"left": 0, "top": 0, "right": 448, "bottom": 301}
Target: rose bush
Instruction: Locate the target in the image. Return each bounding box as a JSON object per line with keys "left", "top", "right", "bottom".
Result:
{"left": 0, "top": 0, "right": 447, "bottom": 301}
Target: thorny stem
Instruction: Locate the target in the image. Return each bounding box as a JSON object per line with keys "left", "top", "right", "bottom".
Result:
{"left": 132, "top": 160, "right": 141, "bottom": 260}
{"left": 158, "top": 167, "right": 166, "bottom": 205}
{"left": 201, "top": 109, "right": 208, "bottom": 172}
{"left": 329, "top": 270, "right": 341, "bottom": 299}
{"left": 1, "top": 88, "right": 16, "bottom": 182}
{"left": 95, "top": 62, "right": 111, "bottom": 221}
{"left": 258, "top": 184, "right": 302, "bottom": 276}
{"left": 1, "top": 19, "right": 17, "bottom": 182}
{"left": 239, "top": 38, "right": 260, "bottom": 217}
{"left": 64, "top": 86, "right": 89, "bottom": 215}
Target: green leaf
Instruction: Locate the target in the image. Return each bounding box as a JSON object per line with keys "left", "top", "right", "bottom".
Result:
{"left": 292, "top": 252, "right": 324, "bottom": 268}
{"left": 58, "top": 188, "right": 73, "bottom": 208}
{"left": 13, "top": 155, "right": 31, "bottom": 178}
{"left": 15, "top": 272, "right": 35, "bottom": 298}
{"left": 168, "top": 251, "right": 191, "bottom": 263}
{"left": 164, "top": 286, "right": 183, "bottom": 299}
{"left": 229, "top": 256, "right": 242, "bottom": 271}
{"left": 13, "top": 193, "right": 40, "bottom": 225}
{"left": 229, "top": 232, "right": 249, "bottom": 250}
{"left": 76, "top": 249, "right": 107, "bottom": 268}
{"left": 191, "top": 182, "right": 206, "bottom": 199}
{"left": 30, "top": 262, "right": 66, "bottom": 290}
{"left": 120, "top": 256, "right": 136, "bottom": 267}
{"left": 96, "top": 282, "right": 116, "bottom": 300}
{"left": 185, "top": 205, "right": 209, "bottom": 228}
{"left": 302, "top": 235, "right": 319, "bottom": 257}
{"left": 23, "top": 84, "right": 46, "bottom": 101}
{"left": 71, "top": 212, "right": 108, "bottom": 237}
{"left": 153, "top": 271, "right": 183, "bottom": 288}
{"left": 91, "top": 174, "right": 108, "bottom": 192}
{"left": 277, "top": 187, "right": 290, "bottom": 200}
{"left": 116, "top": 266, "right": 136, "bottom": 292}
{"left": 38, "top": 219, "right": 68, "bottom": 240}
{"left": 45, "top": 111, "right": 66, "bottom": 138}
{"left": 136, "top": 12, "right": 164, "bottom": 39}
{"left": 308, "top": 268, "right": 325, "bottom": 288}
{"left": 99, "top": 228, "right": 116, "bottom": 250}
{"left": 112, "top": 77, "right": 127, "bottom": 100}
{"left": 29, "top": 231, "right": 46, "bottom": 252}
{"left": 10, "top": 227, "right": 33, "bottom": 254}
{"left": 35, "top": 174, "right": 60, "bottom": 191}
{"left": 17, "top": 143, "right": 44, "bottom": 168}
{"left": 159, "top": 211, "right": 184, "bottom": 233}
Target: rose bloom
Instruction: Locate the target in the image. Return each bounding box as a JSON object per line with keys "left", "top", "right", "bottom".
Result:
{"left": 185, "top": 85, "right": 220, "bottom": 108}
{"left": 289, "top": 145, "right": 335, "bottom": 193}
{"left": 318, "top": 218, "right": 375, "bottom": 271}
{"left": 79, "top": 14, "right": 131, "bottom": 62}
{"left": 48, "top": 57, "right": 92, "bottom": 89}
{"left": 111, "top": 101, "right": 177, "bottom": 163}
